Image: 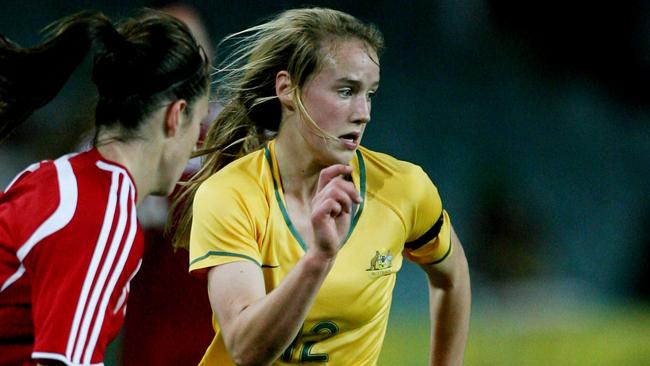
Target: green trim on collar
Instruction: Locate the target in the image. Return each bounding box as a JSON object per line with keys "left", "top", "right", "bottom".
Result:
{"left": 264, "top": 145, "right": 366, "bottom": 251}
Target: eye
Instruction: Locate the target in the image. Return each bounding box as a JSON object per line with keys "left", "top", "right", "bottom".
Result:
{"left": 367, "top": 90, "right": 378, "bottom": 100}
{"left": 337, "top": 88, "right": 352, "bottom": 98}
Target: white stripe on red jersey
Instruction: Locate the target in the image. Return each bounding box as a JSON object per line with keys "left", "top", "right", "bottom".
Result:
{"left": 0, "top": 148, "right": 145, "bottom": 365}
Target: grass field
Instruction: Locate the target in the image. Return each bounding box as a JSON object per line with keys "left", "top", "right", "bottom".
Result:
{"left": 104, "top": 302, "right": 650, "bottom": 365}
{"left": 379, "top": 303, "right": 650, "bottom": 365}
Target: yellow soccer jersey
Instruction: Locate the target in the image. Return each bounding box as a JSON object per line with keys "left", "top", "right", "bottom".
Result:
{"left": 189, "top": 140, "right": 452, "bottom": 365}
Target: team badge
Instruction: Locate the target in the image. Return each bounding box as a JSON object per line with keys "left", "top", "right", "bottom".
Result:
{"left": 366, "top": 250, "right": 393, "bottom": 278}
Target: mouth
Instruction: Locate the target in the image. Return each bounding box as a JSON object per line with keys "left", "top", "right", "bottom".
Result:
{"left": 338, "top": 132, "right": 360, "bottom": 144}
{"left": 338, "top": 132, "right": 360, "bottom": 150}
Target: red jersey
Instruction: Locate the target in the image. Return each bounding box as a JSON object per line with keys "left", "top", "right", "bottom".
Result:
{"left": 0, "top": 148, "right": 145, "bottom": 366}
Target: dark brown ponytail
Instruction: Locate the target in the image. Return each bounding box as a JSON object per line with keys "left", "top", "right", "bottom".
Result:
{"left": 0, "top": 11, "right": 113, "bottom": 141}
{"left": 0, "top": 9, "right": 210, "bottom": 142}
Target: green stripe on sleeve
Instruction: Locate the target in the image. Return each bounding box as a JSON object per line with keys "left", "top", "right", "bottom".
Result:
{"left": 190, "top": 251, "right": 261, "bottom": 267}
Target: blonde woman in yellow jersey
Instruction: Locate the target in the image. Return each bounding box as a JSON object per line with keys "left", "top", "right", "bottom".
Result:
{"left": 171, "top": 7, "right": 471, "bottom": 366}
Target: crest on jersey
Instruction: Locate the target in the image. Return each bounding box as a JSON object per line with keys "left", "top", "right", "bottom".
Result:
{"left": 366, "top": 250, "right": 393, "bottom": 278}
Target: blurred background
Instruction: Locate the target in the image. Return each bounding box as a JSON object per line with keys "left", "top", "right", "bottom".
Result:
{"left": 2, "top": 0, "right": 649, "bottom": 364}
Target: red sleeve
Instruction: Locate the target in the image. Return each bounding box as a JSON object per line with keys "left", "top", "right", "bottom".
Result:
{"left": 0, "top": 162, "right": 58, "bottom": 365}
{"left": 27, "top": 161, "right": 143, "bottom": 365}
{"left": 3, "top": 154, "right": 144, "bottom": 365}
{"left": 0, "top": 162, "right": 58, "bottom": 290}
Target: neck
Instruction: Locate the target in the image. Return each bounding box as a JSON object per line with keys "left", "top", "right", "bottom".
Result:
{"left": 96, "top": 139, "right": 162, "bottom": 205}
{"left": 274, "top": 133, "right": 323, "bottom": 203}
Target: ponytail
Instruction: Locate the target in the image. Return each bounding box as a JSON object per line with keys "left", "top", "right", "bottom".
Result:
{"left": 0, "top": 11, "right": 114, "bottom": 141}
{"left": 0, "top": 9, "right": 210, "bottom": 142}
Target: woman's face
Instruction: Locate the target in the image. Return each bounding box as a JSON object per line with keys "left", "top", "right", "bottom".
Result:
{"left": 159, "top": 94, "right": 209, "bottom": 195}
{"left": 298, "top": 39, "right": 380, "bottom": 165}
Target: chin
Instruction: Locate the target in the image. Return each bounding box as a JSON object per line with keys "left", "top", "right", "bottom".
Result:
{"left": 149, "top": 181, "right": 176, "bottom": 197}
{"left": 149, "top": 188, "right": 171, "bottom": 197}
{"left": 339, "top": 147, "right": 358, "bottom": 161}
{"left": 325, "top": 150, "right": 355, "bottom": 166}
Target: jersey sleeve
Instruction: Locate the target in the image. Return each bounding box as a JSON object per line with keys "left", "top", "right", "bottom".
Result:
{"left": 189, "top": 175, "right": 264, "bottom": 275}
{"left": 28, "top": 234, "right": 123, "bottom": 366}
{"left": 0, "top": 163, "right": 58, "bottom": 290}
{"left": 0, "top": 191, "right": 18, "bottom": 281}
{"left": 3, "top": 157, "right": 143, "bottom": 365}
{"left": 402, "top": 167, "right": 452, "bottom": 265}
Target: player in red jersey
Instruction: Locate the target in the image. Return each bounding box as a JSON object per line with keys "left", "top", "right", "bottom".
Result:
{"left": 0, "top": 10, "right": 210, "bottom": 365}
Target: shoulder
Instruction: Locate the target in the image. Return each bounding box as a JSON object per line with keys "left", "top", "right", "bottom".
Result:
{"left": 1, "top": 155, "right": 73, "bottom": 247}
{"left": 5, "top": 149, "right": 108, "bottom": 191}
{"left": 357, "top": 146, "right": 443, "bottom": 223}
{"left": 2, "top": 149, "right": 119, "bottom": 214}
{"left": 358, "top": 145, "right": 434, "bottom": 189}
{"left": 3, "top": 159, "right": 57, "bottom": 196}
{"left": 195, "top": 148, "right": 269, "bottom": 211}
{"left": 1, "top": 161, "right": 59, "bottom": 236}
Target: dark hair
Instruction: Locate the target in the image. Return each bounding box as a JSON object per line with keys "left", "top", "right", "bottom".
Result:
{"left": 0, "top": 9, "right": 210, "bottom": 142}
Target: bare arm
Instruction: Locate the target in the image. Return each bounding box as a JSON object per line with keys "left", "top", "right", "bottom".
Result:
{"left": 419, "top": 224, "right": 471, "bottom": 366}
{"left": 208, "top": 251, "right": 331, "bottom": 365}
{"left": 207, "top": 165, "right": 360, "bottom": 366}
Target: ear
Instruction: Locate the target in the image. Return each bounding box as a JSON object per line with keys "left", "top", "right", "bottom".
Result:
{"left": 164, "top": 99, "right": 188, "bottom": 138}
{"left": 275, "top": 70, "right": 294, "bottom": 111}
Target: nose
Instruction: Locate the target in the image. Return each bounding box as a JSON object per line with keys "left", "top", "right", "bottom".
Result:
{"left": 352, "top": 95, "right": 371, "bottom": 124}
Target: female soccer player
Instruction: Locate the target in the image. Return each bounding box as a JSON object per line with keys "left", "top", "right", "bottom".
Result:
{"left": 0, "top": 9, "right": 210, "bottom": 365}
{"left": 172, "top": 7, "right": 470, "bottom": 366}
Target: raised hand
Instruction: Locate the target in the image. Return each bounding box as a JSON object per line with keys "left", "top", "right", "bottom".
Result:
{"left": 310, "top": 164, "right": 361, "bottom": 258}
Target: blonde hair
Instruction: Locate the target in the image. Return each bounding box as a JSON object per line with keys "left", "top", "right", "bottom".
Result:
{"left": 169, "top": 7, "right": 384, "bottom": 249}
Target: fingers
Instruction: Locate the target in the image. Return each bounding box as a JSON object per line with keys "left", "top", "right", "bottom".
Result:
{"left": 311, "top": 198, "right": 343, "bottom": 221}
{"left": 310, "top": 165, "right": 361, "bottom": 254}
{"left": 316, "top": 164, "right": 352, "bottom": 192}
{"left": 315, "top": 165, "right": 361, "bottom": 204}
